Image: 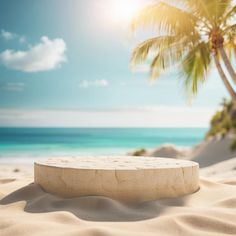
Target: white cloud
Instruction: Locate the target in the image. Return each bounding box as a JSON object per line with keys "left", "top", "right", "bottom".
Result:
{"left": 0, "top": 36, "right": 67, "bottom": 72}
{"left": 1, "top": 30, "right": 16, "bottom": 40}
{"left": 79, "top": 79, "right": 108, "bottom": 88}
{"left": 1, "top": 29, "right": 27, "bottom": 44}
{"left": 1, "top": 82, "right": 25, "bottom": 92}
{"left": 0, "top": 106, "right": 216, "bottom": 128}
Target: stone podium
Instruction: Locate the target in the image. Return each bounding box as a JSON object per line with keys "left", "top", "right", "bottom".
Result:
{"left": 34, "top": 156, "right": 199, "bottom": 202}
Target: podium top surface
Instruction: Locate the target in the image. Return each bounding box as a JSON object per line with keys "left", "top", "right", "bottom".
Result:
{"left": 35, "top": 156, "right": 198, "bottom": 170}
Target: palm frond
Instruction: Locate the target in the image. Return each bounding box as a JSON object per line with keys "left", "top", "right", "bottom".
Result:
{"left": 224, "top": 5, "right": 236, "bottom": 22}
{"left": 131, "top": 2, "right": 197, "bottom": 36}
{"left": 223, "top": 23, "right": 236, "bottom": 34}
{"left": 187, "top": 0, "right": 231, "bottom": 26}
{"left": 224, "top": 23, "right": 236, "bottom": 59}
{"left": 149, "top": 38, "right": 196, "bottom": 79}
{"left": 131, "top": 36, "right": 176, "bottom": 66}
{"left": 181, "top": 42, "right": 211, "bottom": 94}
{"left": 187, "top": 0, "right": 215, "bottom": 26}
{"left": 149, "top": 45, "right": 184, "bottom": 80}
{"left": 224, "top": 31, "right": 236, "bottom": 58}
{"left": 131, "top": 33, "right": 201, "bottom": 79}
{"left": 213, "top": 0, "right": 231, "bottom": 23}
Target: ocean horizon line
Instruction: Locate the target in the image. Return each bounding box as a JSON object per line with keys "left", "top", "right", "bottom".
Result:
{"left": 0, "top": 126, "right": 209, "bottom": 129}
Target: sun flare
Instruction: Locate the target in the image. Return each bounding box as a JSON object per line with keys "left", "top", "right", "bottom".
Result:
{"left": 108, "top": 0, "right": 145, "bottom": 24}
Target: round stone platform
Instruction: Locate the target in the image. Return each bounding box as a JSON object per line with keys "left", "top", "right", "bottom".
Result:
{"left": 34, "top": 156, "right": 199, "bottom": 202}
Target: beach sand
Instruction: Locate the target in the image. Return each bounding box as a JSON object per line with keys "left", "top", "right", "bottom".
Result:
{"left": 0, "top": 157, "right": 236, "bottom": 236}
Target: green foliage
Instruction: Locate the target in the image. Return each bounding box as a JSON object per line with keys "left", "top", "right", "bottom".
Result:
{"left": 206, "top": 99, "right": 236, "bottom": 148}
{"left": 132, "top": 148, "right": 147, "bottom": 156}
{"left": 230, "top": 139, "right": 236, "bottom": 151}
{"left": 207, "top": 98, "right": 236, "bottom": 137}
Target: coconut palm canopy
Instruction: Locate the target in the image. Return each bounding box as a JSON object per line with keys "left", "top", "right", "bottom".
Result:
{"left": 131, "top": 0, "right": 236, "bottom": 99}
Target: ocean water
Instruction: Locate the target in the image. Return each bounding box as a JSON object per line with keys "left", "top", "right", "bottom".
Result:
{"left": 0, "top": 128, "right": 207, "bottom": 162}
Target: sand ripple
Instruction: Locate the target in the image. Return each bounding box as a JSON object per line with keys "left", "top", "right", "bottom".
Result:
{"left": 0, "top": 178, "right": 236, "bottom": 236}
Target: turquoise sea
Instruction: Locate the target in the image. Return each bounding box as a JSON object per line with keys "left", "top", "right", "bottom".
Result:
{"left": 0, "top": 128, "right": 207, "bottom": 162}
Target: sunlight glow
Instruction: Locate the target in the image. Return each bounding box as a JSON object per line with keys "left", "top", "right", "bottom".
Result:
{"left": 107, "top": 0, "right": 146, "bottom": 24}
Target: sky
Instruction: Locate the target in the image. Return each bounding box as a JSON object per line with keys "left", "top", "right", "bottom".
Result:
{"left": 0, "top": 0, "right": 231, "bottom": 127}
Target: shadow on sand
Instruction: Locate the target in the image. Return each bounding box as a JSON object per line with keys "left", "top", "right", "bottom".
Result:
{"left": 0, "top": 183, "right": 187, "bottom": 222}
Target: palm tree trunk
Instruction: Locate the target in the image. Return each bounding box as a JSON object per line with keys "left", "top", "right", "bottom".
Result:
{"left": 219, "top": 47, "right": 236, "bottom": 84}
{"left": 213, "top": 54, "right": 236, "bottom": 102}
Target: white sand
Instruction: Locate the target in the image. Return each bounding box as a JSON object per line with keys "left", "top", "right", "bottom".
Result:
{"left": 200, "top": 157, "right": 236, "bottom": 183}
{"left": 190, "top": 136, "right": 236, "bottom": 167}
{"left": 1, "top": 157, "right": 236, "bottom": 236}
{"left": 135, "top": 136, "right": 236, "bottom": 168}
{"left": 147, "top": 144, "right": 189, "bottom": 159}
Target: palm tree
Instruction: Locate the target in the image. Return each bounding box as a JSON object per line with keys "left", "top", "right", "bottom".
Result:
{"left": 131, "top": 0, "right": 236, "bottom": 101}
